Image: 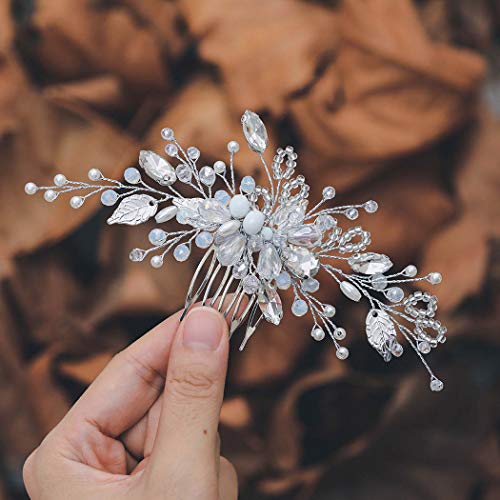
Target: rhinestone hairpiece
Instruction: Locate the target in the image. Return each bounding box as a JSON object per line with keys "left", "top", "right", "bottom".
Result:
{"left": 25, "top": 110, "right": 447, "bottom": 392}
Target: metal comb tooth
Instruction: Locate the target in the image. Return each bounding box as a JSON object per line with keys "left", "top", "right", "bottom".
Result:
{"left": 239, "top": 301, "right": 263, "bottom": 350}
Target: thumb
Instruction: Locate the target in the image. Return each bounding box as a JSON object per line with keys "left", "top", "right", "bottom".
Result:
{"left": 147, "top": 306, "right": 229, "bottom": 493}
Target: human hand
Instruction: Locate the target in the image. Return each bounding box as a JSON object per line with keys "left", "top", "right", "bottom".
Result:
{"left": 23, "top": 307, "right": 238, "bottom": 499}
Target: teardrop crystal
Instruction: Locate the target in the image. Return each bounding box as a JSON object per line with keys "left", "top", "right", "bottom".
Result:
{"left": 215, "top": 233, "right": 246, "bottom": 267}
{"left": 258, "top": 284, "right": 283, "bottom": 325}
{"left": 139, "top": 150, "right": 176, "bottom": 186}
{"left": 241, "top": 110, "right": 268, "bottom": 153}
{"left": 257, "top": 244, "right": 282, "bottom": 280}
{"left": 287, "top": 225, "right": 322, "bottom": 247}
{"left": 348, "top": 252, "right": 393, "bottom": 275}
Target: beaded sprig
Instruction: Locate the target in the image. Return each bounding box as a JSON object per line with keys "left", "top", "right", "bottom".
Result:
{"left": 25, "top": 110, "right": 447, "bottom": 391}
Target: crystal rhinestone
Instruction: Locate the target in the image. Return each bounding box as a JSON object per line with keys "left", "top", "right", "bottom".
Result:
{"left": 54, "top": 174, "right": 67, "bottom": 187}
{"left": 287, "top": 225, "right": 322, "bottom": 247}
{"left": 124, "top": 167, "right": 141, "bottom": 184}
{"left": 302, "top": 278, "right": 320, "bottom": 293}
{"left": 187, "top": 146, "right": 200, "bottom": 160}
{"left": 390, "top": 341, "right": 404, "bottom": 357}
{"left": 240, "top": 176, "right": 256, "bottom": 194}
{"left": 322, "top": 186, "right": 336, "bottom": 199}
{"left": 198, "top": 198, "right": 230, "bottom": 224}
{"left": 334, "top": 327, "right": 346, "bottom": 340}
{"left": 346, "top": 208, "right": 359, "bottom": 220}
{"left": 150, "top": 255, "right": 163, "bottom": 268}
{"left": 149, "top": 228, "right": 167, "bottom": 246}
{"left": 242, "top": 274, "right": 260, "bottom": 294}
{"left": 418, "top": 341, "right": 431, "bottom": 354}
{"left": 233, "top": 260, "right": 249, "bottom": 279}
{"left": 173, "top": 244, "right": 190, "bottom": 262}
{"left": 214, "top": 190, "right": 230, "bottom": 205}
{"left": 276, "top": 271, "right": 292, "bottom": 290}
{"left": 215, "top": 233, "right": 245, "bottom": 267}
{"left": 248, "top": 235, "right": 264, "bottom": 252}
{"left": 403, "top": 264, "right": 418, "bottom": 277}
{"left": 44, "top": 189, "right": 58, "bottom": 202}
{"left": 430, "top": 379, "right": 444, "bottom": 392}
{"left": 427, "top": 272, "right": 442, "bottom": 285}
{"left": 199, "top": 166, "right": 216, "bottom": 186}
{"left": 315, "top": 214, "right": 335, "bottom": 231}
{"left": 24, "top": 182, "right": 38, "bottom": 195}
{"left": 101, "top": 190, "right": 118, "bottom": 206}
{"left": 291, "top": 299, "right": 308, "bottom": 317}
{"left": 257, "top": 244, "right": 282, "bottom": 280}
{"left": 272, "top": 202, "right": 306, "bottom": 228}
{"left": 258, "top": 283, "right": 283, "bottom": 325}
{"left": 129, "top": 248, "right": 145, "bottom": 262}
{"left": 195, "top": 231, "right": 213, "bottom": 249}
{"left": 175, "top": 164, "right": 192, "bottom": 183}
{"left": 386, "top": 286, "right": 404, "bottom": 303}
{"left": 229, "top": 194, "right": 251, "bottom": 219}
{"left": 214, "top": 160, "right": 226, "bottom": 174}
{"left": 311, "top": 326, "right": 325, "bottom": 341}
{"left": 286, "top": 247, "right": 320, "bottom": 278}
{"left": 243, "top": 210, "right": 265, "bottom": 235}
{"left": 165, "top": 144, "right": 178, "bottom": 157}
{"left": 155, "top": 205, "right": 178, "bottom": 223}
{"left": 336, "top": 347, "right": 349, "bottom": 360}
{"left": 227, "top": 141, "right": 240, "bottom": 153}
{"left": 139, "top": 150, "right": 176, "bottom": 186}
{"left": 323, "top": 304, "right": 336, "bottom": 317}
{"left": 216, "top": 219, "right": 241, "bottom": 240}
{"left": 261, "top": 227, "right": 273, "bottom": 241}
{"left": 70, "top": 196, "right": 84, "bottom": 209}
{"left": 371, "top": 273, "right": 388, "bottom": 291}
{"left": 340, "top": 281, "right": 362, "bottom": 302}
{"left": 161, "top": 128, "right": 174, "bottom": 140}
{"left": 364, "top": 200, "right": 378, "bottom": 213}
{"left": 241, "top": 110, "right": 268, "bottom": 153}
{"left": 88, "top": 168, "right": 102, "bottom": 181}
{"left": 348, "top": 252, "right": 393, "bottom": 275}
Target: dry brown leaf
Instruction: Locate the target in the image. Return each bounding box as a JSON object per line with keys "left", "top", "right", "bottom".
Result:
{"left": 1, "top": 91, "right": 138, "bottom": 262}
{"left": 58, "top": 351, "right": 113, "bottom": 386}
{"left": 179, "top": 0, "right": 338, "bottom": 115}
{"left": 220, "top": 397, "right": 251, "bottom": 429}
{"left": 291, "top": 0, "right": 485, "bottom": 163}
{"left": 419, "top": 216, "right": 489, "bottom": 312}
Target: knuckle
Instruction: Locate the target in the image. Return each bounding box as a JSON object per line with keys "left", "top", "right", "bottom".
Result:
{"left": 168, "top": 364, "right": 218, "bottom": 401}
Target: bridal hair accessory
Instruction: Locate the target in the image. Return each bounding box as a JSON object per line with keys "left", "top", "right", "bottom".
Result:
{"left": 25, "top": 110, "right": 446, "bottom": 392}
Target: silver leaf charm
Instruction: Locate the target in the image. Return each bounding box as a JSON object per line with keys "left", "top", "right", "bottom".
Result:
{"left": 365, "top": 309, "right": 399, "bottom": 360}
{"left": 107, "top": 194, "right": 158, "bottom": 225}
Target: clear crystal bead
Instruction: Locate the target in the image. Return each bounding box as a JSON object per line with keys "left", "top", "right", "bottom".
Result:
{"left": 161, "top": 128, "right": 174, "bottom": 140}
{"left": 241, "top": 110, "right": 268, "bottom": 153}
{"left": 364, "top": 200, "right": 378, "bottom": 213}
{"left": 233, "top": 260, "right": 249, "bottom": 279}
{"left": 258, "top": 284, "right": 283, "bottom": 325}
{"left": 199, "top": 166, "right": 216, "bottom": 186}
{"left": 215, "top": 233, "right": 246, "bottom": 267}
{"left": 248, "top": 235, "right": 264, "bottom": 252}
{"left": 386, "top": 287, "right": 404, "bottom": 303}
{"left": 257, "top": 244, "right": 282, "bottom": 280}
{"left": 187, "top": 146, "right": 200, "bottom": 160}
{"left": 322, "top": 186, "right": 335, "bottom": 199}
{"left": 242, "top": 274, "right": 260, "bottom": 294}
{"left": 198, "top": 198, "right": 230, "bottom": 225}
{"left": 286, "top": 247, "right": 320, "bottom": 278}
{"left": 240, "top": 176, "right": 256, "bottom": 194}
{"left": 139, "top": 150, "right": 176, "bottom": 186}
{"left": 315, "top": 214, "right": 335, "bottom": 231}
{"left": 348, "top": 253, "right": 393, "bottom": 275}
{"left": 287, "top": 225, "right": 322, "bottom": 247}
{"left": 371, "top": 273, "right": 388, "bottom": 290}
{"left": 129, "top": 248, "right": 145, "bottom": 262}
{"left": 165, "top": 144, "right": 178, "bottom": 156}
{"left": 176, "top": 164, "right": 192, "bottom": 183}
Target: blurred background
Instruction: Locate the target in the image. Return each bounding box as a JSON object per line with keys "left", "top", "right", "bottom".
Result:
{"left": 1, "top": 0, "right": 500, "bottom": 498}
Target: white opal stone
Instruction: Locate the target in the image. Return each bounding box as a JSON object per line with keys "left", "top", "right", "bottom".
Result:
{"left": 229, "top": 194, "right": 251, "bottom": 219}
{"left": 340, "top": 281, "right": 362, "bottom": 302}
{"left": 261, "top": 227, "right": 273, "bottom": 241}
{"left": 155, "top": 205, "right": 178, "bottom": 223}
{"left": 243, "top": 210, "right": 265, "bottom": 235}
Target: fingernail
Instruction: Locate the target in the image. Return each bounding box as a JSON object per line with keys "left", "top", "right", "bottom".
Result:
{"left": 182, "top": 307, "right": 223, "bottom": 351}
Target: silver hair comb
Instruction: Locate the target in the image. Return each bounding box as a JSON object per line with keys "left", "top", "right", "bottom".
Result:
{"left": 25, "top": 110, "right": 447, "bottom": 392}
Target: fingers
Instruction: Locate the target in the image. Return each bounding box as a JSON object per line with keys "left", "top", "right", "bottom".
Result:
{"left": 147, "top": 306, "right": 229, "bottom": 489}
{"left": 219, "top": 457, "right": 238, "bottom": 500}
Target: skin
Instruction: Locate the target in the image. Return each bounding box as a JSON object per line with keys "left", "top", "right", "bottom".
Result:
{"left": 23, "top": 306, "right": 238, "bottom": 499}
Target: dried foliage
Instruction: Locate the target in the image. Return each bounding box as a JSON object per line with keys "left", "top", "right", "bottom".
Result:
{"left": 1, "top": 0, "right": 499, "bottom": 498}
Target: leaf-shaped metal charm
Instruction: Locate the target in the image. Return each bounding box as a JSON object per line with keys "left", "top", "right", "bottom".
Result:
{"left": 365, "top": 309, "right": 397, "bottom": 354}
{"left": 107, "top": 194, "right": 158, "bottom": 225}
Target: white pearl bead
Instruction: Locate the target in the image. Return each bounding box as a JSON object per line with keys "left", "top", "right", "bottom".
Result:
{"left": 430, "top": 378, "right": 444, "bottom": 392}
{"left": 54, "top": 174, "right": 67, "bottom": 187}
{"left": 70, "top": 196, "right": 84, "bottom": 209}
{"left": 323, "top": 304, "right": 336, "bottom": 318}
{"left": 336, "top": 347, "right": 349, "bottom": 360}
{"left": 403, "top": 265, "right": 418, "bottom": 277}
{"left": 88, "top": 168, "right": 102, "bottom": 181}
{"left": 24, "top": 182, "right": 38, "bottom": 195}
{"left": 242, "top": 210, "right": 265, "bottom": 235}
{"left": 214, "top": 161, "right": 226, "bottom": 174}
{"left": 334, "top": 327, "right": 346, "bottom": 340}
{"left": 227, "top": 141, "right": 240, "bottom": 153}
{"left": 150, "top": 255, "right": 163, "bottom": 268}
{"left": 44, "top": 189, "right": 58, "bottom": 202}
{"left": 229, "top": 194, "right": 251, "bottom": 219}
{"left": 428, "top": 272, "right": 442, "bottom": 285}
{"left": 311, "top": 327, "right": 325, "bottom": 341}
